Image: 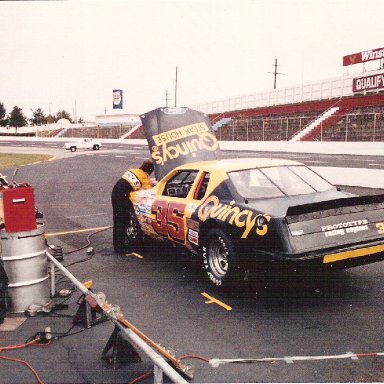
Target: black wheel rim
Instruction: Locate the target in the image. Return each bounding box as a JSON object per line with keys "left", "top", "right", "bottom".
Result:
{"left": 208, "top": 236, "right": 229, "bottom": 278}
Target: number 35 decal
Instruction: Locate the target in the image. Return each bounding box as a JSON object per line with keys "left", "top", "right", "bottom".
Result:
{"left": 376, "top": 222, "right": 384, "bottom": 234}
{"left": 151, "top": 200, "right": 186, "bottom": 242}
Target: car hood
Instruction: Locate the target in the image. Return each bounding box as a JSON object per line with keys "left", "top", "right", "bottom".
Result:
{"left": 140, "top": 107, "right": 221, "bottom": 180}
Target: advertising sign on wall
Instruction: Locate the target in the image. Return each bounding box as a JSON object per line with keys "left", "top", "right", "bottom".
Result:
{"left": 113, "top": 89, "right": 123, "bottom": 109}
{"left": 352, "top": 73, "right": 384, "bottom": 93}
{"left": 343, "top": 47, "right": 384, "bottom": 66}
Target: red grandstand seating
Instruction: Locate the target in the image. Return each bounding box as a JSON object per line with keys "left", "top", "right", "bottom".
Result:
{"left": 210, "top": 93, "right": 384, "bottom": 141}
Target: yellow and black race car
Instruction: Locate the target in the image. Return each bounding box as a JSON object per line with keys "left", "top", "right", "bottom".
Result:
{"left": 126, "top": 157, "right": 384, "bottom": 288}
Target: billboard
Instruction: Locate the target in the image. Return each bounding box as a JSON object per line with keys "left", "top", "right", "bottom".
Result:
{"left": 113, "top": 89, "right": 123, "bottom": 109}
{"left": 343, "top": 47, "right": 384, "bottom": 66}
{"left": 353, "top": 73, "right": 384, "bottom": 93}
{"left": 140, "top": 107, "right": 221, "bottom": 180}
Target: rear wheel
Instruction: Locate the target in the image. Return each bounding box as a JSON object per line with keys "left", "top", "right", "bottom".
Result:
{"left": 93, "top": 145, "right": 99, "bottom": 150}
{"left": 201, "top": 229, "right": 244, "bottom": 288}
{"left": 70, "top": 146, "right": 76, "bottom": 152}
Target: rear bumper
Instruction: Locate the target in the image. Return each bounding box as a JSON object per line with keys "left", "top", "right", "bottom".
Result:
{"left": 257, "top": 240, "right": 384, "bottom": 269}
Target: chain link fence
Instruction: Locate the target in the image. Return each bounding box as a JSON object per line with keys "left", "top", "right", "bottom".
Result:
{"left": 214, "top": 112, "right": 384, "bottom": 142}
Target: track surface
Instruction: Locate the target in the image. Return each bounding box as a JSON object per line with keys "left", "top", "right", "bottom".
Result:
{"left": 1, "top": 142, "right": 384, "bottom": 383}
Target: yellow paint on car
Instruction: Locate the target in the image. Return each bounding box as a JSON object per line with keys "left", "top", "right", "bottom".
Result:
{"left": 323, "top": 244, "right": 384, "bottom": 263}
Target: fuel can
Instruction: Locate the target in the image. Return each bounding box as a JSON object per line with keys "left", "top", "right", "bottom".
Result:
{"left": 0, "top": 186, "right": 36, "bottom": 233}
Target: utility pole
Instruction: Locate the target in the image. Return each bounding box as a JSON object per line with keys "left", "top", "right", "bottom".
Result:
{"left": 164, "top": 89, "right": 172, "bottom": 107}
{"left": 268, "top": 58, "right": 284, "bottom": 89}
{"left": 174, "top": 66, "right": 178, "bottom": 107}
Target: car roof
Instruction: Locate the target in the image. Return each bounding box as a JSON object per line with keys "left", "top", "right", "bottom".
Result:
{"left": 174, "top": 157, "right": 303, "bottom": 173}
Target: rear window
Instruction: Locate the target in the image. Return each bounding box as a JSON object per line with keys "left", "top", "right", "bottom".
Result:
{"left": 228, "top": 165, "right": 333, "bottom": 199}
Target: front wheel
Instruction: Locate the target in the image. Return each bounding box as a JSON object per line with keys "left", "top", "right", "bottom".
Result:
{"left": 93, "top": 145, "right": 100, "bottom": 150}
{"left": 201, "top": 229, "right": 243, "bottom": 288}
{"left": 124, "top": 211, "right": 143, "bottom": 251}
{"left": 70, "top": 146, "right": 77, "bottom": 152}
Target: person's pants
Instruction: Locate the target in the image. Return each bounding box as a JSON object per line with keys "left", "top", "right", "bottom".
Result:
{"left": 111, "top": 180, "right": 133, "bottom": 251}
{"left": 0, "top": 264, "right": 8, "bottom": 323}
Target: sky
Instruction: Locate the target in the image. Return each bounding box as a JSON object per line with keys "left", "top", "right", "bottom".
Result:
{"left": 0, "top": 0, "right": 383, "bottom": 121}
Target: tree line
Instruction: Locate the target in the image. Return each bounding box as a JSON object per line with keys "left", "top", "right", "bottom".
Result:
{"left": 0, "top": 102, "right": 83, "bottom": 127}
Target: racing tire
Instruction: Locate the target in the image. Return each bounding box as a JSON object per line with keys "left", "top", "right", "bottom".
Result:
{"left": 70, "top": 146, "right": 77, "bottom": 152}
{"left": 93, "top": 145, "right": 99, "bottom": 150}
{"left": 124, "top": 210, "right": 143, "bottom": 251}
{"left": 201, "top": 229, "right": 244, "bottom": 288}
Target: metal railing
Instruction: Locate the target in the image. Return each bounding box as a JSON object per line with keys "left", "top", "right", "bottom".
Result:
{"left": 47, "top": 251, "right": 189, "bottom": 384}
{"left": 192, "top": 69, "right": 384, "bottom": 115}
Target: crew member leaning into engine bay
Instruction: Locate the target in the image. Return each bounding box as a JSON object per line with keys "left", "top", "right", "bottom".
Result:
{"left": 111, "top": 160, "right": 154, "bottom": 253}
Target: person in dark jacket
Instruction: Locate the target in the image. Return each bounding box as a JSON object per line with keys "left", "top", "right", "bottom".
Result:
{"left": 111, "top": 160, "right": 154, "bottom": 252}
{"left": 0, "top": 261, "right": 8, "bottom": 324}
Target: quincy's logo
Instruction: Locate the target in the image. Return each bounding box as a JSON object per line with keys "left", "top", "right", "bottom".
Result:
{"left": 197, "top": 195, "right": 270, "bottom": 238}
{"left": 151, "top": 132, "right": 219, "bottom": 165}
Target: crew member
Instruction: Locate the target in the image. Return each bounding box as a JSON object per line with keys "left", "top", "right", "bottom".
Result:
{"left": 0, "top": 261, "right": 8, "bottom": 324}
{"left": 111, "top": 160, "right": 154, "bottom": 252}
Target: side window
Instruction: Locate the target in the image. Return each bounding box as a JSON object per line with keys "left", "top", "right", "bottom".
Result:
{"left": 194, "top": 172, "right": 210, "bottom": 200}
{"left": 163, "top": 170, "right": 199, "bottom": 198}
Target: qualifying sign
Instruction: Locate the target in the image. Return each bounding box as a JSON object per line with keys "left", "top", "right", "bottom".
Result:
{"left": 353, "top": 73, "right": 384, "bottom": 93}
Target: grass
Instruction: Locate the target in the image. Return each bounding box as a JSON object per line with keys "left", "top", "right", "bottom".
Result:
{"left": 0, "top": 153, "right": 54, "bottom": 169}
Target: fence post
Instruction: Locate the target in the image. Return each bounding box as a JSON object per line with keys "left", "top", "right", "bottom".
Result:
{"left": 232, "top": 121, "right": 235, "bottom": 141}
{"left": 286, "top": 118, "right": 289, "bottom": 141}
{"left": 345, "top": 116, "right": 348, "bottom": 142}
{"left": 373, "top": 113, "right": 377, "bottom": 142}
{"left": 262, "top": 119, "right": 265, "bottom": 141}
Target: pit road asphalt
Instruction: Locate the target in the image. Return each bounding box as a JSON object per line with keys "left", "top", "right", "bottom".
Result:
{"left": 1, "top": 142, "right": 384, "bottom": 383}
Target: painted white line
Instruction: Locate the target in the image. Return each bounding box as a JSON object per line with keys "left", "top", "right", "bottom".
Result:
{"left": 67, "top": 212, "right": 107, "bottom": 219}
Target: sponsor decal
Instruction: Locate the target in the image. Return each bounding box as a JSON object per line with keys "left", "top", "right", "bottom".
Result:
{"left": 163, "top": 107, "right": 187, "bottom": 115}
{"left": 113, "top": 89, "right": 123, "bottom": 109}
{"left": 321, "top": 219, "right": 369, "bottom": 238}
{"left": 197, "top": 195, "right": 270, "bottom": 238}
{"left": 343, "top": 47, "right": 384, "bottom": 66}
{"left": 188, "top": 228, "right": 199, "bottom": 245}
{"left": 122, "top": 170, "right": 141, "bottom": 190}
{"left": 186, "top": 218, "right": 200, "bottom": 231}
{"left": 153, "top": 122, "right": 210, "bottom": 146}
{"left": 151, "top": 130, "right": 219, "bottom": 166}
{"left": 353, "top": 73, "right": 384, "bottom": 93}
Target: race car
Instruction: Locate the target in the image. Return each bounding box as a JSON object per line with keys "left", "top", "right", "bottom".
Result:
{"left": 125, "top": 157, "right": 384, "bottom": 288}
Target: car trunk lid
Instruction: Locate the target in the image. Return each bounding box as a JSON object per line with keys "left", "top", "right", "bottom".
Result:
{"left": 286, "top": 194, "right": 384, "bottom": 254}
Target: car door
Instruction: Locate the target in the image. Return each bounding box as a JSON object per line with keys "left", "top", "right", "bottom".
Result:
{"left": 151, "top": 169, "right": 204, "bottom": 247}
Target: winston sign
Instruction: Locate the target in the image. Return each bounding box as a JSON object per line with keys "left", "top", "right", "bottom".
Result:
{"left": 343, "top": 47, "right": 384, "bottom": 66}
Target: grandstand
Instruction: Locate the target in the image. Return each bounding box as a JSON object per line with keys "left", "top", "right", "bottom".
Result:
{"left": 4, "top": 92, "right": 381, "bottom": 141}
{"left": 209, "top": 93, "right": 384, "bottom": 142}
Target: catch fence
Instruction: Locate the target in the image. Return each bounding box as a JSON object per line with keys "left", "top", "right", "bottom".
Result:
{"left": 215, "top": 112, "right": 384, "bottom": 142}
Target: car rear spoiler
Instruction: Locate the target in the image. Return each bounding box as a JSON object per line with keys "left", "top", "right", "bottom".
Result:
{"left": 286, "top": 194, "right": 384, "bottom": 223}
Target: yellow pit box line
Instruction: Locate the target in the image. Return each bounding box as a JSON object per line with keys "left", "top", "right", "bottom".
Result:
{"left": 323, "top": 244, "right": 384, "bottom": 264}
